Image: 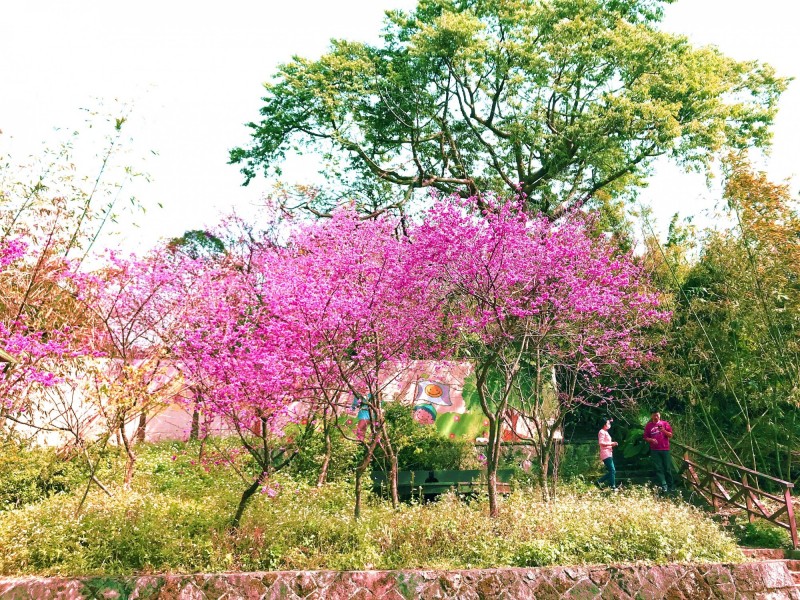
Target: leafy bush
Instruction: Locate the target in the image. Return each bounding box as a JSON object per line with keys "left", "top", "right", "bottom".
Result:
{"left": 560, "top": 443, "right": 601, "bottom": 481}
{"left": 393, "top": 433, "right": 477, "bottom": 471}
{"left": 0, "top": 441, "right": 87, "bottom": 510}
{"left": 512, "top": 540, "right": 562, "bottom": 567}
{"left": 378, "top": 403, "right": 478, "bottom": 472}
{"left": 217, "top": 484, "right": 742, "bottom": 571}
{"left": 618, "top": 425, "right": 650, "bottom": 460}
{"left": 0, "top": 439, "right": 743, "bottom": 576}
{"left": 274, "top": 425, "right": 362, "bottom": 485}
{"left": 0, "top": 489, "right": 232, "bottom": 575}
{"left": 730, "top": 517, "right": 793, "bottom": 549}
{"left": 137, "top": 438, "right": 257, "bottom": 497}
{"left": 284, "top": 403, "right": 481, "bottom": 483}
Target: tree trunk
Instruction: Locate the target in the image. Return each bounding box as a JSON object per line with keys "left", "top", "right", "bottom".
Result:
{"left": 317, "top": 421, "right": 332, "bottom": 487}
{"left": 120, "top": 424, "right": 136, "bottom": 489}
{"left": 190, "top": 407, "right": 200, "bottom": 441}
{"left": 487, "top": 418, "right": 500, "bottom": 517}
{"left": 135, "top": 411, "right": 147, "bottom": 443}
{"left": 354, "top": 468, "right": 364, "bottom": 520}
{"left": 379, "top": 419, "right": 400, "bottom": 508}
{"left": 550, "top": 439, "right": 562, "bottom": 500}
{"left": 787, "top": 412, "right": 795, "bottom": 482}
{"left": 389, "top": 454, "right": 399, "bottom": 508}
{"left": 232, "top": 468, "right": 268, "bottom": 529}
{"left": 539, "top": 450, "right": 551, "bottom": 501}
{"left": 353, "top": 436, "right": 379, "bottom": 519}
{"left": 488, "top": 468, "right": 499, "bottom": 517}
{"left": 82, "top": 447, "right": 113, "bottom": 496}
{"left": 198, "top": 434, "right": 208, "bottom": 462}
{"left": 76, "top": 443, "right": 113, "bottom": 516}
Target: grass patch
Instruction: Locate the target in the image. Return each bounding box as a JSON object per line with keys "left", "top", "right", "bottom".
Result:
{"left": 0, "top": 441, "right": 742, "bottom": 576}
{"left": 729, "top": 516, "right": 794, "bottom": 550}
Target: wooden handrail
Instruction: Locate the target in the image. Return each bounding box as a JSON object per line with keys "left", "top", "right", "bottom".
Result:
{"left": 672, "top": 441, "right": 797, "bottom": 549}
{"left": 672, "top": 441, "right": 794, "bottom": 489}
{"left": 680, "top": 459, "right": 787, "bottom": 503}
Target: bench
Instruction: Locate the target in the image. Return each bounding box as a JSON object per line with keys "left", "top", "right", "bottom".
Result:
{"left": 370, "top": 469, "right": 514, "bottom": 500}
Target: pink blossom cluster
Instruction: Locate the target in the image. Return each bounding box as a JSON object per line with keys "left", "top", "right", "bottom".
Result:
{"left": 0, "top": 238, "right": 27, "bottom": 269}
{"left": 3, "top": 194, "right": 668, "bottom": 426}
{"left": 165, "top": 196, "right": 667, "bottom": 427}
{"left": 411, "top": 198, "right": 668, "bottom": 397}
{"left": 0, "top": 240, "right": 89, "bottom": 407}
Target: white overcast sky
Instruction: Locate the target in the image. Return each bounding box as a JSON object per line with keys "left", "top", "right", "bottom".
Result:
{"left": 1, "top": 0, "right": 798, "bottom": 251}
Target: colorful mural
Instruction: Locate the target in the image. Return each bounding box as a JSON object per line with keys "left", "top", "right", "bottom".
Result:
{"left": 338, "top": 361, "right": 541, "bottom": 444}
{"left": 412, "top": 380, "right": 451, "bottom": 424}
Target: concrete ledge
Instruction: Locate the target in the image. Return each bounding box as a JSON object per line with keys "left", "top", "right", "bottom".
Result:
{"left": 0, "top": 561, "right": 798, "bottom": 599}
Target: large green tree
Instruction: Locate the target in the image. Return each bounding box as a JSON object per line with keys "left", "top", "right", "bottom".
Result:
{"left": 231, "top": 0, "right": 786, "bottom": 217}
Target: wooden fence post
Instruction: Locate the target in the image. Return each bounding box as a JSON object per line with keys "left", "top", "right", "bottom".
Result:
{"left": 784, "top": 487, "right": 798, "bottom": 550}
{"left": 673, "top": 441, "right": 796, "bottom": 548}
{"left": 742, "top": 473, "right": 755, "bottom": 524}
{"left": 710, "top": 472, "right": 719, "bottom": 512}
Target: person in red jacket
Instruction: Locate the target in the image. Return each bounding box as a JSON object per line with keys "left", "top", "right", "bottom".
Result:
{"left": 643, "top": 411, "right": 674, "bottom": 493}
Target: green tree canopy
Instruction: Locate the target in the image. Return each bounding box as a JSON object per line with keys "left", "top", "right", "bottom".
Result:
{"left": 231, "top": 0, "right": 786, "bottom": 217}
{"left": 166, "top": 229, "right": 227, "bottom": 260}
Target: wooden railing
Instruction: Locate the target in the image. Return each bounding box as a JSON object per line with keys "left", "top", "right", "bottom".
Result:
{"left": 673, "top": 441, "right": 798, "bottom": 549}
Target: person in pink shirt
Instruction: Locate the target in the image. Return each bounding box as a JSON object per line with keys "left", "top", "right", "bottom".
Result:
{"left": 595, "top": 418, "right": 619, "bottom": 490}
{"left": 643, "top": 411, "right": 674, "bottom": 493}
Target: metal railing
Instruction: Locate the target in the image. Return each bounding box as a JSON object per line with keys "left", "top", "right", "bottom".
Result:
{"left": 673, "top": 441, "right": 797, "bottom": 549}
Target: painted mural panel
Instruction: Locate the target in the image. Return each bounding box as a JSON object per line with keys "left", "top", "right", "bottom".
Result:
{"left": 340, "top": 360, "right": 539, "bottom": 444}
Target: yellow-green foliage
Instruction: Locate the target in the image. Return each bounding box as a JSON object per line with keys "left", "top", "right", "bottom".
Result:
{"left": 0, "top": 442, "right": 741, "bottom": 576}
{"left": 0, "top": 441, "right": 87, "bottom": 509}
{"left": 232, "top": 482, "right": 741, "bottom": 571}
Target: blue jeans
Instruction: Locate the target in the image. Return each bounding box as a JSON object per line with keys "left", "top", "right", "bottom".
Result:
{"left": 597, "top": 457, "right": 616, "bottom": 488}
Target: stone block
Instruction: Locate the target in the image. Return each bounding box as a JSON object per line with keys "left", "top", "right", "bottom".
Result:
{"left": 563, "top": 579, "right": 602, "bottom": 600}
{"left": 3, "top": 561, "right": 800, "bottom": 599}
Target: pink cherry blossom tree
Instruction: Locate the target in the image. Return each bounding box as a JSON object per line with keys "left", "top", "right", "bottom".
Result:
{"left": 170, "top": 232, "right": 320, "bottom": 527}
{"left": 1, "top": 106, "right": 148, "bottom": 435}
{"left": 413, "top": 196, "right": 669, "bottom": 511}
{"left": 76, "top": 248, "right": 197, "bottom": 488}
{"left": 0, "top": 235, "right": 87, "bottom": 419}
{"left": 272, "top": 209, "right": 449, "bottom": 516}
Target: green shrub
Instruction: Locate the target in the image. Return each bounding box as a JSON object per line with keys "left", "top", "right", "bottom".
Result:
{"left": 138, "top": 438, "right": 259, "bottom": 497}
{"left": 618, "top": 426, "right": 651, "bottom": 460}
{"left": 0, "top": 441, "right": 743, "bottom": 576}
{"left": 0, "top": 484, "right": 742, "bottom": 575}
{"left": 393, "top": 433, "right": 477, "bottom": 471}
{"left": 730, "top": 517, "right": 792, "bottom": 549}
{"left": 512, "top": 540, "right": 561, "bottom": 567}
{"left": 0, "top": 489, "right": 232, "bottom": 575}
{"left": 560, "top": 443, "right": 601, "bottom": 481}
{"left": 285, "top": 426, "right": 361, "bottom": 484}
{"left": 0, "top": 442, "right": 87, "bottom": 510}
{"left": 378, "top": 403, "right": 477, "bottom": 472}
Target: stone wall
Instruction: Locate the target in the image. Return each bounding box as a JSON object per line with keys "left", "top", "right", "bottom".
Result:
{"left": 0, "top": 560, "right": 797, "bottom": 599}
